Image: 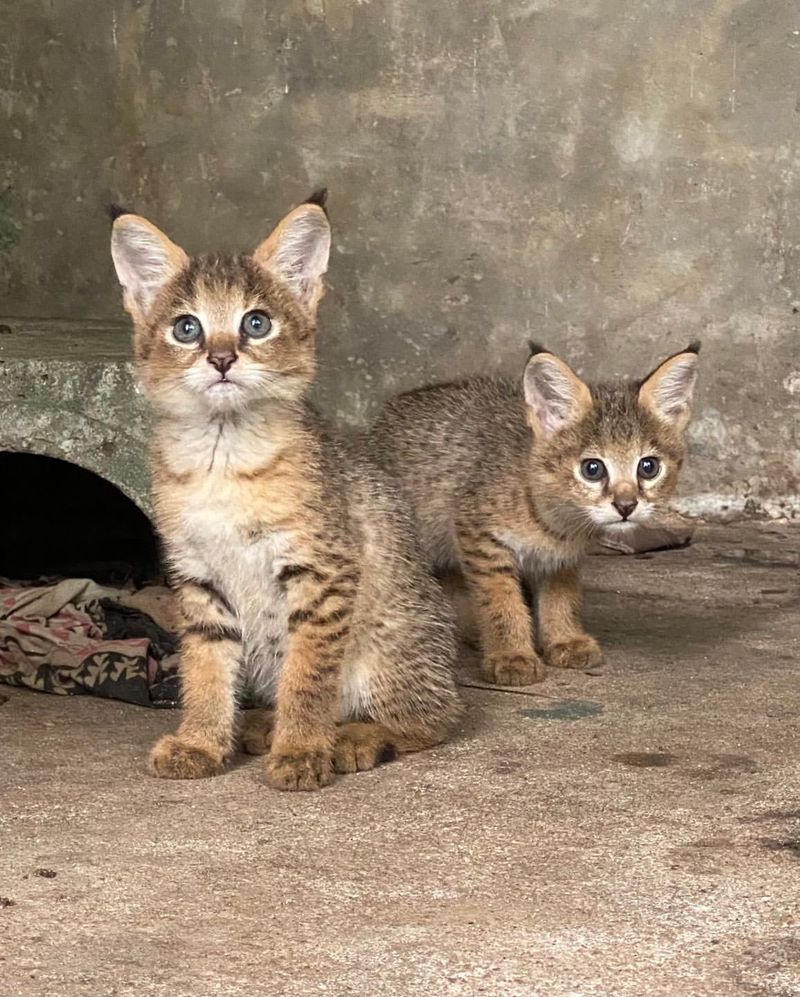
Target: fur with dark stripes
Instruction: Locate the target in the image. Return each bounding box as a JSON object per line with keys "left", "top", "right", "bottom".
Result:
{"left": 109, "top": 194, "right": 461, "bottom": 789}
{"left": 371, "top": 347, "right": 699, "bottom": 685}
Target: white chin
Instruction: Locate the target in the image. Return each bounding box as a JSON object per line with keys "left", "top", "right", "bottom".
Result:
{"left": 204, "top": 381, "right": 246, "bottom": 404}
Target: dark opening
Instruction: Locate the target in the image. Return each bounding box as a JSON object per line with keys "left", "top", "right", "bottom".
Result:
{"left": 0, "top": 452, "right": 161, "bottom": 584}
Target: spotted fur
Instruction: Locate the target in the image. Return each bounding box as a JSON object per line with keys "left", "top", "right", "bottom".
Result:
{"left": 372, "top": 346, "right": 699, "bottom": 685}
{"left": 109, "top": 196, "right": 461, "bottom": 790}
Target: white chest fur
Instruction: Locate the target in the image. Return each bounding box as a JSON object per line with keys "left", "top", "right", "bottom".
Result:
{"left": 158, "top": 418, "right": 293, "bottom": 701}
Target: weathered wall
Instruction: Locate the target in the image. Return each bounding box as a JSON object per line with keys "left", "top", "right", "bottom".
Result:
{"left": 0, "top": 0, "right": 798, "bottom": 517}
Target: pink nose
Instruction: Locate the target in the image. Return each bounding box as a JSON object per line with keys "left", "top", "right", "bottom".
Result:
{"left": 207, "top": 352, "right": 237, "bottom": 375}
{"left": 613, "top": 497, "right": 638, "bottom": 520}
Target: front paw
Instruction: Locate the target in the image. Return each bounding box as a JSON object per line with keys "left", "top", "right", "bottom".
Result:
{"left": 149, "top": 734, "right": 226, "bottom": 780}
{"left": 544, "top": 635, "right": 603, "bottom": 671}
{"left": 483, "top": 651, "right": 546, "bottom": 686}
{"left": 265, "top": 748, "right": 335, "bottom": 792}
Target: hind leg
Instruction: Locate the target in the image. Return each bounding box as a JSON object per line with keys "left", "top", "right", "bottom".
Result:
{"left": 336, "top": 601, "right": 462, "bottom": 775}
{"left": 333, "top": 720, "right": 447, "bottom": 774}
{"left": 239, "top": 708, "right": 276, "bottom": 756}
{"left": 333, "top": 722, "right": 397, "bottom": 773}
{"left": 241, "top": 710, "right": 406, "bottom": 771}
{"left": 439, "top": 569, "right": 479, "bottom": 648}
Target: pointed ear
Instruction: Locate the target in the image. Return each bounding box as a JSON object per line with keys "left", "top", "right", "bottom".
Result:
{"left": 252, "top": 200, "right": 331, "bottom": 315}
{"left": 110, "top": 212, "right": 188, "bottom": 320}
{"left": 523, "top": 350, "right": 593, "bottom": 439}
{"left": 638, "top": 344, "right": 700, "bottom": 432}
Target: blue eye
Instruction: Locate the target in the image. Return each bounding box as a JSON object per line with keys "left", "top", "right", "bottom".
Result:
{"left": 638, "top": 456, "right": 661, "bottom": 480}
{"left": 580, "top": 458, "right": 607, "bottom": 482}
{"left": 241, "top": 310, "right": 272, "bottom": 339}
{"left": 172, "top": 315, "right": 203, "bottom": 344}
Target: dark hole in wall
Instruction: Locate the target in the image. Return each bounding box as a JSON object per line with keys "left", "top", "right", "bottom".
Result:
{"left": 0, "top": 452, "right": 160, "bottom": 584}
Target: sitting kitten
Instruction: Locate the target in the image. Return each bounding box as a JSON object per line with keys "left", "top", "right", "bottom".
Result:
{"left": 372, "top": 343, "right": 699, "bottom": 685}
{"left": 109, "top": 192, "right": 461, "bottom": 790}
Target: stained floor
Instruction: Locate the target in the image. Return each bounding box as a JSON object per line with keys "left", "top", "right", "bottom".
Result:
{"left": 1, "top": 523, "right": 799, "bottom": 997}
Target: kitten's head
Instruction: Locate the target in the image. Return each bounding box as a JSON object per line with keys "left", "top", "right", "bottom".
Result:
{"left": 109, "top": 191, "right": 331, "bottom": 417}
{"left": 523, "top": 343, "right": 699, "bottom": 532}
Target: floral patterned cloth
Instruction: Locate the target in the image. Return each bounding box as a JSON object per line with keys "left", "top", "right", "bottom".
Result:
{"left": 0, "top": 578, "right": 179, "bottom": 707}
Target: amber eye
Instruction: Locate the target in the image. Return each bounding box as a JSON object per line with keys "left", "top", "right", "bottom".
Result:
{"left": 241, "top": 310, "right": 272, "bottom": 339}
{"left": 580, "top": 459, "right": 607, "bottom": 482}
{"left": 172, "top": 315, "right": 203, "bottom": 344}
{"left": 638, "top": 456, "right": 661, "bottom": 480}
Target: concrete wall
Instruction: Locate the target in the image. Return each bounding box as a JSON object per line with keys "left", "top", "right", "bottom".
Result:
{"left": 0, "top": 320, "right": 151, "bottom": 511}
{"left": 0, "top": 0, "right": 798, "bottom": 518}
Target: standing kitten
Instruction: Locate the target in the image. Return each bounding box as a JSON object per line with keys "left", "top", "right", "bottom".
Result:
{"left": 372, "top": 344, "right": 699, "bottom": 685}
{"left": 109, "top": 193, "right": 460, "bottom": 790}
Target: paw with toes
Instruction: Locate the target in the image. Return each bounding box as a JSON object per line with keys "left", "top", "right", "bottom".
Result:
{"left": 265, "top": 748, "right": 335, "bottom": 791}
{"left": 544, "top": 635, "right": 603, "bottom": 671}
{"left": 483, "top": 651, "right": 546, "bottom": 686}
{"left": 240, "top": 709, "right": 275, "bottom": 756}
{"left": 149, "top": 735, "right": 226, "bottom": 780}
{"left": 334, "top": 723, "right": 397, "bottom": 774}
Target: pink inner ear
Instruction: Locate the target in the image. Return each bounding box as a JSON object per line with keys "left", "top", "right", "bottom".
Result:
{"left": 644, "top": 357, "right": 697, "bottom": 425}
{"left": 111, "top": 218, "right": 185, "bottom": 316}
{"left": 525, "top": 360, "right": 585, "bottom": 437}
{"left": 275, "top": 223, "right": 329, "bottom": 297}
{"left": 253, "top": 206, "right": 330, "bottom": 309}
{"left": 535, "top": 396, "right": 570, "bottom": 436}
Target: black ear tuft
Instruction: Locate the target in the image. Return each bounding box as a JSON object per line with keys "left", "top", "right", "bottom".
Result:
{"left": 685, "top": 340, "right": 701, "bottom": 355}
{"left": 305, "top": 188, "right": 329, "bottom": 215}
{"left": 107, "top": 202, "right": 134, "bottom": 222}
{"left": 527, "top": 340, "right": 552, "bottom": 358}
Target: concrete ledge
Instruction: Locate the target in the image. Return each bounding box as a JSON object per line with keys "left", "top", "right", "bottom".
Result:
{"left": 0, "top": 319, "right": 151, "bottom": 514}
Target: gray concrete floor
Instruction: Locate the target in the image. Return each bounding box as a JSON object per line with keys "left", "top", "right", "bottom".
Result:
{"left": 2, "top": 523, "right": 799, "bottom": 997}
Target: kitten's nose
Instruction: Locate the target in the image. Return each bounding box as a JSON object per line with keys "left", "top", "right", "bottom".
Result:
{"left": 613, "top": 497, "right": 638, "bottom": 520}
{"left": 207, "top": 351, "right": 237, "bottom": 375}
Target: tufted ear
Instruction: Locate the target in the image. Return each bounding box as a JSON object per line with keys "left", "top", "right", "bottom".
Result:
{"left": 638, "top": 343, "right": 700, "bottom": 432}
{"left": 110, "top": 209, "right": 188, "bottom": 320}
{"left": 523, "top": 347, "right": 593, "bottom": 439}
{"left": 252, "top": 191, "right": 331, "bottom": 316}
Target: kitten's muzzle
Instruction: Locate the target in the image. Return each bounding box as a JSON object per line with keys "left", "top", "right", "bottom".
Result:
{"left": 612, "top": 496, "right": 638, "bottom": 520}
{"left": 207, "top": 351, "right": 237, "bottom": 376}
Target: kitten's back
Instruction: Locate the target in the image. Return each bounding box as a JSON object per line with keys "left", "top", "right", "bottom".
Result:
{"left": 377, "top": 376, "right": 527, "bottom": 469}
{"left": 371, "top": 376, "right": 529, "bottom": 567}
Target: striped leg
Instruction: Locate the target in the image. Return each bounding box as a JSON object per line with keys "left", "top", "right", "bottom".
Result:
{"left": 537, "top": 565, "right": 602, "bottom": 670}
{"left": 458, "top": 524, "right": 545, "bottom": 686}
{"left": 265, "top": 560, "right": 358, "bottom": 791}
{"left": 149, "top": 577, "right": 242, "bottom": 779}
